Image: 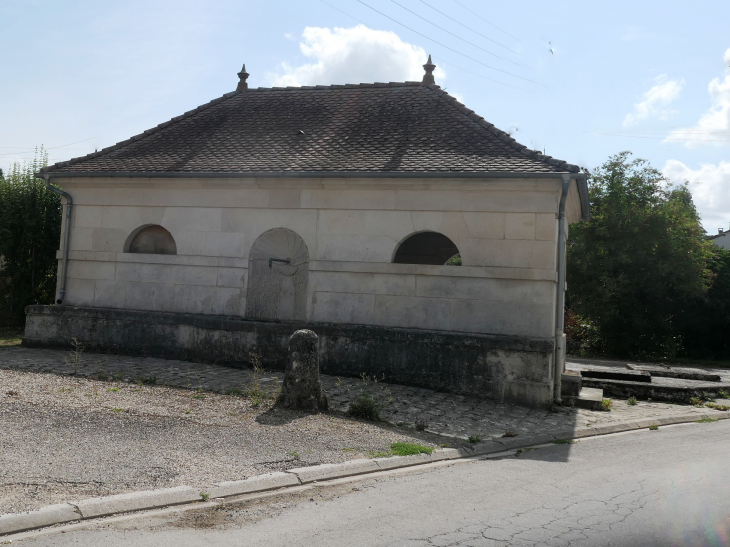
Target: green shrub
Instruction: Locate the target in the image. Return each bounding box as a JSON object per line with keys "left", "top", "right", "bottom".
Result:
{"left": 348, "top": 391, "right": 383, "bottom": 421}
{"left": 627, "top": 396, "right": 637, "bottom": 406}
{"left": 601, "top": 398, "right": 613, "bottom": 411}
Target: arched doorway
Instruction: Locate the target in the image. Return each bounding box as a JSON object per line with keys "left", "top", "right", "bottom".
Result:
{"left": 245, "top": 228, "right": 310, "bottom": 321}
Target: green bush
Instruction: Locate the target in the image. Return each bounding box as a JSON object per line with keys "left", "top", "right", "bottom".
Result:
{"left": 348, "top": 391, "right": 383, "bottom": 421}
{"left": 0, "top": 148, "right": 60, "bottom": 323}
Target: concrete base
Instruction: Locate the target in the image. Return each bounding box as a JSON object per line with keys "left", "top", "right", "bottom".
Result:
{"left": 23, "top": 305, "right": 556, "bottom": 408}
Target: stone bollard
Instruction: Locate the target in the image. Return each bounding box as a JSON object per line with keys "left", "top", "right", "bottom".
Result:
{"left": 276, "top": 329, "right": 328, "bottom": 412}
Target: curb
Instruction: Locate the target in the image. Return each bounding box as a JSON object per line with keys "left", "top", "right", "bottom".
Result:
{"left": 2, "top": 412, "right": 729, "bottom": 537}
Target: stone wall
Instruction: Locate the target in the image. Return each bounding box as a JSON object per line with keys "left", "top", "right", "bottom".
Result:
{"left": 51, "top": 176, "right": 583, "bottom": 339}
{"left": 24, "top": 305, "right": 556, "bottom": 408}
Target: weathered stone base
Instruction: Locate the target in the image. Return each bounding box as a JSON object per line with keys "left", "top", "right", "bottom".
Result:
{"left": 23, "top": 305, "right": 556, "bottom": 408}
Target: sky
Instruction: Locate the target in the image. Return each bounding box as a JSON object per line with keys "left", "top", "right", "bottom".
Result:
{"left": 1, "top": 0, "right": 729, "bottom": 232}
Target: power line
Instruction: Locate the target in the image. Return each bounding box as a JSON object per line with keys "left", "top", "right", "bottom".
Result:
{"left": 355, "top": 0, "right": 540, "bottom": 85}
{"left": 320, "top": 0, "right": 534, "bottom": 92}
{"left": 419, "top": 0, "right": 520, "bottom": 56}
{"left": 452, "top": 0, "right": 521, "bottom": 43}
{"left": 391, "top": 0, "right": 517, "bottom": 65}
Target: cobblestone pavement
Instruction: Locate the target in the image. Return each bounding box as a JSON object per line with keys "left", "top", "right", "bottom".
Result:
{"left": 1, "top": 347, "right": 728, "bottom": 442}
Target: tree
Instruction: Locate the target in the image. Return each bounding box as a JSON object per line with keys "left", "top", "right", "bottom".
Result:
{"left": 0, "top": 148, "right": 62, "bottom": 322}
{"left": 566, "top": 152, "right": 715, "bottom": 359}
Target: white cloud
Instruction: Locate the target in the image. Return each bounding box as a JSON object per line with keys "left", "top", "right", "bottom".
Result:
{"left": 665, "top": 48, "right": 730, "bottom": 148}
{"left": 268, "top": 25, "right": 445, "bottom": 87}
{"left": 663, "top": 159, "right": 730, "bottom": 232}
{"left": 623, "top": 74, "right": 684, "bottom": 127}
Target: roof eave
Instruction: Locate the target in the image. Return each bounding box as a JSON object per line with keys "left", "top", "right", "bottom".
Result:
{"left": 37, "top": 169, "right": 591, "bottom": 221}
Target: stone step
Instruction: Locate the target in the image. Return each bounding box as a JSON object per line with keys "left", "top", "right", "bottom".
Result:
{"left": 575, "top": 387, "right": 604, "bottom": 411}
{"left": 580, "top": 369, "right": 652, "bottom": 383}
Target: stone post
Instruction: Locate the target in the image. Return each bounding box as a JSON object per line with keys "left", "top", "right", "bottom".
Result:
{"left": 276, "top": 329, "right": 328, "bottom": 412}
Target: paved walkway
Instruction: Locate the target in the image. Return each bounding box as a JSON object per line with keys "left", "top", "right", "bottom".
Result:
{"left": 2, "top": 347, "right": 728, "bottom": 442}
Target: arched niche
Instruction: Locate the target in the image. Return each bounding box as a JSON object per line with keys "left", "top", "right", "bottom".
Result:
{"left": 125, "top": 225, "right": 177, "bottom": 255}
{"left": 393, "top": 231, "right": 461, "bottom": 266}
{"left": 245, "top": 228, "right": 309, "bottom": 321}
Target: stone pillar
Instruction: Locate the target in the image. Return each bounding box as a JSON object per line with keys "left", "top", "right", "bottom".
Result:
{"left": 276, "top": 329, "right": 328, "bottom": 412}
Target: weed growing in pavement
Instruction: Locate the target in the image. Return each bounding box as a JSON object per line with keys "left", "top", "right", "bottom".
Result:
{"left": 649, "top": 424, "right": 659, "bottom": 430}
{"left": 287, "top": 452, "right": 301, "bottom": 460}
{"left": 200, "top": 492, "right": 210, "bottom": 502}
{"left": 367, "top": 450, "right": 392, "bottom": 458}
{"left": 719, "top": 390, "right": 730, "bottom": 399}
{"left": 502, "top": 430, "right": 517, "bottom": 438}
{"left": 552, "top": 439, "right": 576, "bottom": 445}
{"left": 348, "top": 373, "right": 392, "bottom": 421}
{"left": 627, "top": 396, "right": 638, "bottom": 406}
{"left": 244, "top": 351, "right": 279, "bottom": 408}
{"left": 468, "top": 435, "right": 482, "bottom": 444}
{"left": 601, "top": 398, "right": 613, "bottom": 411}
{"left": 193, "top": 394, "right": 206, "bottom": 400}
{"left": 111, "top": 408, "right": 123, "bottom": 412}
{"left": 184, "top": 410, "right": 192, "bottom": 414}
{"left": 390, "top": 442, "right": 434, "bottom": 456}
{"left": 696, "top": 417, "right": 719, "bottom": 423}
{"left": 65, "top": 337, "right": 84, "bottom": 376}
{"left": 439, "top": 443, "right": 449, "bottom": 448}
{"left": 136, "top": 376, "right": 157, "bottom": 386}
{"left": 107, "top": 388, "right": 120, "bottom": 392}
{"left": 415, "top": 418, "right": 429, "bottom": 431}
{"left": 227, "top": 388, "right": 242, "bottom": 396}
{"left": 705, "top": 403, "right": 730, "bottom": 411}
{"left": 114, "top": 371, "right": 124, "bottom": 381}
{"left": 690, "top": 397, "right": 704, "bottom": 407}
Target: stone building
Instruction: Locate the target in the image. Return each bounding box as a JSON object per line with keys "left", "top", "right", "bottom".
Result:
{"left": 25, "top": 59, "right": 590, "bottom": 407}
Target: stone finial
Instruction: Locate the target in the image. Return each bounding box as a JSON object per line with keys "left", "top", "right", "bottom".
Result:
{"left": 276, "top": 330, "right": 328, "bottom": 412}
{"left": 421, "top": 55, "right": 436, "bottom": 85}
{"left": 237, "top": 64, "right": 250, "bottom": 91}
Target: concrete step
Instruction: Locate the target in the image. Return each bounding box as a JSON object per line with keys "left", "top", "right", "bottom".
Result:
{"left": 575, "top": 387, "right": 604, "bottom": 411}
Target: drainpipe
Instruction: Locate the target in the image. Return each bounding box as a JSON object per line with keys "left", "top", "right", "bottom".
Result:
{"left": 44, "top": 175, "right": 73, "bottom": 304}
{"left": 553, "top": 174, "right": 571, "bottom": 404}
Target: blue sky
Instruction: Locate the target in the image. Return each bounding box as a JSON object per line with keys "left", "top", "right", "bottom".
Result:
{"left": 1, "top": 0, "right": 728, "bottom": 231}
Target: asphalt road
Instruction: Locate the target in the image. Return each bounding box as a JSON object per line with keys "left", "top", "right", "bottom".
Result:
{"left": 17, "top": 420, "right": 730, "bottom": 546}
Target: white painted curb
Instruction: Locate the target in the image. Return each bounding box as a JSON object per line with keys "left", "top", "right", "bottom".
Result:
{"left": 75, "top": 485, "right": 201, "bottom": 519}
{"left": 0, "top": 504, "right": 80, "bottom": 535}
{"left": 209, "top": 472, "right": 300, "bottom": 498}
{"left": 288, "top": 459, "right": 380, "bottom": 483}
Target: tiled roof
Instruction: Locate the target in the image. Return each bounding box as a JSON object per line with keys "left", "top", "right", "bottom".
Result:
{"left": 42, "top": 82, "right": 580, "bottom": 175}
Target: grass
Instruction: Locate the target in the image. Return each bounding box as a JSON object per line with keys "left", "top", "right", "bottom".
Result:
{"left": 690, "top": 397, "right": 704, "bottom": 407}
{"left": 0, "top": 328, "right": 22, "bottom": 347}
{"left": 719, "top": 390, "right": 730, "bottom": 399}
{"left": 193, "top": 394, "right": 206, "bottom": 400}
{"left": 602, "top": 398, "right": 613, "bottom": 411}
{"left": 200, "top": 492, "right": 210, "bottom": 502}
{"left": 649, "top": 424, "right": 659, "bottom": 430}
{"left": 552, "top": 439, "right": 576, "bottom": 445}
{"left": 111, "top": 408, "right": 123, "bottom": 413}
{"left": 227, "top": 388, "right": 243, "bottom": 396}
{"left": 467, "top": 435, "right": 482, "bottom": 444}
{"left": 389, "top": 442, "right": 434, "bottom": 456}
{"left": 627, "top": 396, "right": 638, "bottom": 406}
{"left": 136, "top": 376, "right": 157, "bottom": 386}
{"left": 696, "top": 417, "right": 719, "bottom": 423}
{"left": 287, "top": 451, "right": 301, "bottom": 460}
{"left": 107, "top": 388, "right": 120, "bottom": 392}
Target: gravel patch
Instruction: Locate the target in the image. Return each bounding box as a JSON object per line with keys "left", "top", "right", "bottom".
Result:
{"left": 0, "top": 369, "right": 448, "bottom": 514}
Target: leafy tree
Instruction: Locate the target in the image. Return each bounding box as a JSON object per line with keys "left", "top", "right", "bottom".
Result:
{"left": 0, "top": 148, "right": 61, "bottom": 322}
{"left": 674, "top": 247, "right": 730, "bottom": 359}
{"left": 566, "top": 152, "right": 714, "bottom": 359}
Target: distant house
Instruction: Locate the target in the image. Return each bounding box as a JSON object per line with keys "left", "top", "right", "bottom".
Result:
{"left": 26, "top": 58, "right": 590, "bottom": 407}
{"left": 710, "top": 228, "right": 730, "bottom": 250}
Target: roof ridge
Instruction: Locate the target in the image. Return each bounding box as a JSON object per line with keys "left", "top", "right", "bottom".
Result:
{"left": 423, "top": 84, "right": 580, "bottom": 173}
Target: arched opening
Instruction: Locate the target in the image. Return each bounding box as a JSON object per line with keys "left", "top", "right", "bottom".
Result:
{"left": 245, "top": 228, "right": 309, "bottom": 321}
{"left": 125, "top": 225, "right": 177, "bottom": 255}
{"left": 393, "top": 232, "right": 461, "bottom": 266}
